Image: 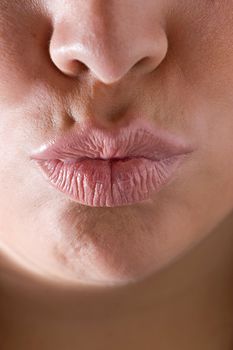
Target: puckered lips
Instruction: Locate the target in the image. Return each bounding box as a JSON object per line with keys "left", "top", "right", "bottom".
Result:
{"left": 30, "top": 120, "right": 195, "bottom": 207}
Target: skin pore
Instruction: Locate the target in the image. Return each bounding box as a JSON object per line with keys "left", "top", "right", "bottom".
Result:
{"left": 1, "top": 0, "right": 233, "bottom": 348}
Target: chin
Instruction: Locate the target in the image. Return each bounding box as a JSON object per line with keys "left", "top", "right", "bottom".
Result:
{"left": 39, "top": 234, "right": 166, "bottom": 288}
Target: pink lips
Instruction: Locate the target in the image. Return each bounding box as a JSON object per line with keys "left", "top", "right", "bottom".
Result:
{"left": 30, "top": 121, "right": 194, "bottom": 207}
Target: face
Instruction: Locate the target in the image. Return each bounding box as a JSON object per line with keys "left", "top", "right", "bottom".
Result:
{"left": 0, "top": 0, "right": 233, "bottom": 286}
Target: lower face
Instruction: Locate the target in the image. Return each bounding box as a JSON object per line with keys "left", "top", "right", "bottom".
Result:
{"left": 1, "top": 1, "right": 233, "bottom": 286}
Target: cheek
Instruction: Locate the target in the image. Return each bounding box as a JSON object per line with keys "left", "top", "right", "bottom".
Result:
{"left": 0, "top": 6, "right": 51, "bottom": 107}
{"left": 167, "top": 2, "right": 233, "bottom": 103}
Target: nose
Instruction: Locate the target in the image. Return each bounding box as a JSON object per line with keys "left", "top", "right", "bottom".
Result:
{"left": 49, "top": 1, "right": 168, "bottom": 84}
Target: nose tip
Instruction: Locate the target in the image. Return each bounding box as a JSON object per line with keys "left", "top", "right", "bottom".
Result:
{"left": 49, "top": 9, "right": 168, "bottom": 84}
{"left": 50, "top": 36, "right": 137, "bottom": 84}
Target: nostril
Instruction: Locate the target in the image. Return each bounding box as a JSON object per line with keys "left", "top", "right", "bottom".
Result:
{"left": 134, "top": 57, "right": 150, "bottom": 67}
{"left": 62, "top": 59, "right": 89, "bottom": 77}
{"left": 71, "top": 60, "right": 89, "bottom": 74}
{"left": 132, "top": 56, "right": 159, "bottom": 74}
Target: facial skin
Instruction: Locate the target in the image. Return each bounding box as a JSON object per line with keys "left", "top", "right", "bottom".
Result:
{"left": 0, "top": 0, "right": 233, "bottom": 286}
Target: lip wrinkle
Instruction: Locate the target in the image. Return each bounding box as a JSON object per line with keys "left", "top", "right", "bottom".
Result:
{"left": 31, "top": 122, "right": 195, "bottom": 207}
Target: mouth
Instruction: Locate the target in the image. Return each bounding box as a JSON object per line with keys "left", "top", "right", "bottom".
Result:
{"left": 30, "top": 121, "right": 195, "bottom": 207}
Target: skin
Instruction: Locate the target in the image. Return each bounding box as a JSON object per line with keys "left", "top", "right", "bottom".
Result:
{"left": 1, "top": 0, "right": 233, "bottom": 348}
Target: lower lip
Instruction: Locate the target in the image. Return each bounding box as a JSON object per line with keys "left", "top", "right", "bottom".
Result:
{"left": 35, "top": 156, "right": 186, "bottom": 207}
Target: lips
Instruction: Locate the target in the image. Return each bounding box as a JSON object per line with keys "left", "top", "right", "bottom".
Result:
{"left": 30, "top": 121, "right": 194, "bottom": 207}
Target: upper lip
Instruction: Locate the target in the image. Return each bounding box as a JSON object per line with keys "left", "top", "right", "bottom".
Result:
{"left": 30, "top": 122, "right": 194, "bottom": 162}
